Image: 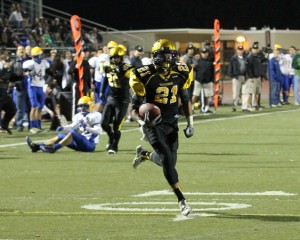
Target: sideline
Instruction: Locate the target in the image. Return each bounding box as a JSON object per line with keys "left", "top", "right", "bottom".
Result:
{"left": 1, "top": 108, "right": 299, "bottom": 148}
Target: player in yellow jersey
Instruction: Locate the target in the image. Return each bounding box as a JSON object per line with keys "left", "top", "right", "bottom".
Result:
{"left": 129, "top": 39, "right": 194, "bottom": 216}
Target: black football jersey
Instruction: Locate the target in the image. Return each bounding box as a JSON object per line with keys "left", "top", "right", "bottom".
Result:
{"left": 103, "top": 62, "right": 133, "bottom": 100}
{"left": 130, "top": 63, "right": 192, "bottom": 121}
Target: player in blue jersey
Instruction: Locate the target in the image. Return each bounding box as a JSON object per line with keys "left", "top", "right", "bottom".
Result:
{"left": 23, "top": 47, "right": 50, "bottom": 133}
{"left": 26, "top": 96, "right": 102, "bottom": 153}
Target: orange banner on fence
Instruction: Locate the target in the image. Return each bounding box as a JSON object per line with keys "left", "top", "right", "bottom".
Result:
{"left": 70, "top": 15, "right": 84, "bottom": 97}
{"left": 214, "top": 19, "right": 221, "bottom": 109}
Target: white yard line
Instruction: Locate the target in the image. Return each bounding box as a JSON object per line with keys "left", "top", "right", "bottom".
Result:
{"left": 133, "top": 190, "right": 297, "bottom": 197}
{"left": 1, "top": 108, "right": 299, "bottom": 148}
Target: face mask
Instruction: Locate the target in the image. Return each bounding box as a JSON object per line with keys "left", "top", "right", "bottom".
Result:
{"left": 33, "top": 57, "right": 42, "bottom": 64}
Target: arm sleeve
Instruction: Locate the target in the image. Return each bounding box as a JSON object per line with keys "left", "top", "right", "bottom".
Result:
{"left": 179, "top": 89, "right": 190, "bottom": 104}
{"left": 62, "top": 122, "right": 78, "bottom": 130}
{"left": 129, "top": 70, "right": 146, "bottom": 96}
{"left": 85, "top": 112, "right": 102, "bottom": 135}
{"left": 131, "top": 94, "right": 145, "bottom": 111}
{"left": 86, "top": 123, "right": 102, "bottom": 135}
{"left": 43, "top": 104, "right": 53, "bottom": 115}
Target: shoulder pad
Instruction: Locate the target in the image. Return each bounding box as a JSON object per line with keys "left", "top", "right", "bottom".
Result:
{"left": 22, "top": 60, "right": 34, "bottom": 70}
{"left": 133, "top": 64, "right": 156, "bottom": 78}
{"left": 86, "top": 112, "right": 102, "bottom": 124}
{"left": 121, "top": 63, "right": 133, "bottom": 72}
{"left": 174, "top": 62, "right": 191, "bottom": 73}
{"left": 172, "top": 63, "right": 191, "bottom": 79}
{"left": 103, "top": 62, "right": 110, "bottom": 68}
{"left": 103, "top": 62, "right": 112, "bottom": 72}
{"left": 42, "top": 59, "right": 50, "bottom": 68}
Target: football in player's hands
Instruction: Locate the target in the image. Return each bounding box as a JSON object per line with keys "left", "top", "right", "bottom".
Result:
{"left": 139, "top": 103, "right": 161, "bottom": 127}
{"left": 139, "top": 103, "right": 161, "bottom": 120}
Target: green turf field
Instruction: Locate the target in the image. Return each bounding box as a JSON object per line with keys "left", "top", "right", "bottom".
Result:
{"left": 0, "top": 104, "right": 299, "bottom": 239}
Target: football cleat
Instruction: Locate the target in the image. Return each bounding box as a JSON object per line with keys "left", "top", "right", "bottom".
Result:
{"left": 26, "top": 136, "right": 40, "bottom": 152}
{"left": 178, "top": 199, "right": 192, "bottom": 216}
{"left": 108, "top": 149, "right": 116, "bottom": 154}
{"left": 108, "top": 144, "right": 118, "bottom": 154}
{"left": 40, "top": 145, "right": 56, "bottom": 153}
{"left": 132, "top": 145, "right": 149, "bottom": 169}
{"left": 0, "top": 127, "right": 12, "bottom": 135}
{"left": 29, "top": 128, "right": 39, "bottom": 134}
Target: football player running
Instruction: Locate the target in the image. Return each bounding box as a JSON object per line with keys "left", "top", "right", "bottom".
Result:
{"left": 100, "top": 46, "right": 133, "bottom": 154}
{"left": 130, "top": 39, "right": 194, "bottom": 216}
{"left": 26, "top": 96, "right": 102, "bottom": 153}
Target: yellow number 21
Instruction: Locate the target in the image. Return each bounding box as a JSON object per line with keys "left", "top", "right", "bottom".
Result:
{"left": 155, "top": 85, "right": 178, "bottom": 104}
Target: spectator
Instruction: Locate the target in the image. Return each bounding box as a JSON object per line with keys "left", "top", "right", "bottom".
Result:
{"left": 12, "top": 45, "right": 30, "bottom": 131}
{"left": 130, "top": 45, "right": 144, "bottom": 68}
{"left": 192, "top": 48, "right": 215, "bottom": 114}
{"left": 24, "top": 45, "right": 32, "bottom": 59}
{"left": 42, "top": 82, "right": 61, "bottom": 130}
{"left": 281, "top": 46, "right": 296, "bottom": 104}
{"left": 49, "top": 18, "right": 63, "bottom": 47}
{"left": 268, "top": 49, "right": 282, "bottom": 107}
{"left": 47, "top": 53, "right": 64, "bottom": 91}
{"left": 243, "top": 43, "right": 264, "bottom": 111}
{"left": 181, "top": 43, "right": 197, "bottom": 100}
{"left": 0, "top": 56, "right": 17, "bottom": 134}
{"left": 1, "top": 26, "right": 16, "bottom": 47}
{"left": 29, "top": 29, "right": 41, "bottom": 46}
{"left": 47, "top": 48, "right": 58, "bottom": 64}
{"left": 182, "top": 43, "right": 197, "bottom": 68}
{"left": 227, "top": 45, "right": 246, "bottom": 112}
{"left": 203, "top": 40, "right": 215, "bottom": 63}
{"left": 42, "top": 27, "right": 53, "bottom": 47}
{"left": 61, "top": 51, "right": 73, "bottom": 91}
{"left": 8, "top": 4, "right": 23, "bottom": 30}
{"left": 292, "top": 48, "right": 300, "bottom": 106}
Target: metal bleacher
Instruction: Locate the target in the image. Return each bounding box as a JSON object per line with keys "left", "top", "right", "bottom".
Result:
{"left": 1, "top": 0, "right": 145, "bottom": 50}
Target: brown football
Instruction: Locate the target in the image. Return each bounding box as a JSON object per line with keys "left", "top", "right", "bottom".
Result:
{"left": 139, "top": 103, "right": 161, "bottom": 119}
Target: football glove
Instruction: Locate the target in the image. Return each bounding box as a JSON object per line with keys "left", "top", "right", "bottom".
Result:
{"left": 139, "top": 111, "right": 162, "bottom": 128}
{"left": 183, "top": 125, "right": 194, "bottom": 138}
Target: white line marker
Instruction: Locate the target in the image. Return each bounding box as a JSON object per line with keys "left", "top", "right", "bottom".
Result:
{"left": 133, "top": 190, "right": 297, "bottom": 197}
{"left": 173, "top": 213, "right": 218, "bottom": 221}
{"left": 2, "top": 109, "right": 300, "bottom": 148}
{"left": 81, "top": 201, "right": 251, "bottom": 212}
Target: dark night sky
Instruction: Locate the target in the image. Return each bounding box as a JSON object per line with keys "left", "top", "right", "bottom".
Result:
{"left": 44, "top": 0, "right": 300, "bottom": 30}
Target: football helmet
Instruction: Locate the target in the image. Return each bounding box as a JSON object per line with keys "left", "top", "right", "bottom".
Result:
{"left": 109, "top": 46, "right": 124, "bottom": 65}
{"left": 107, "top": 41, "right": 118, "bottom": 49}
{"left": 118, "top": 44, "right": 127, "bottom": 53}
{"left": 77, "top": 96, "right": 91, "bottom": 113}
{"left": 31, "top": 47, "right": 43, "bottom": 57}
{"left": 274, "top": 44, "right": 282, "bottom": 50}
{"left": 151, "top": 39, "right": 177, "bottom": 73}
{"left": 109, "top": 47, "right": 125, "bottom": 57}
